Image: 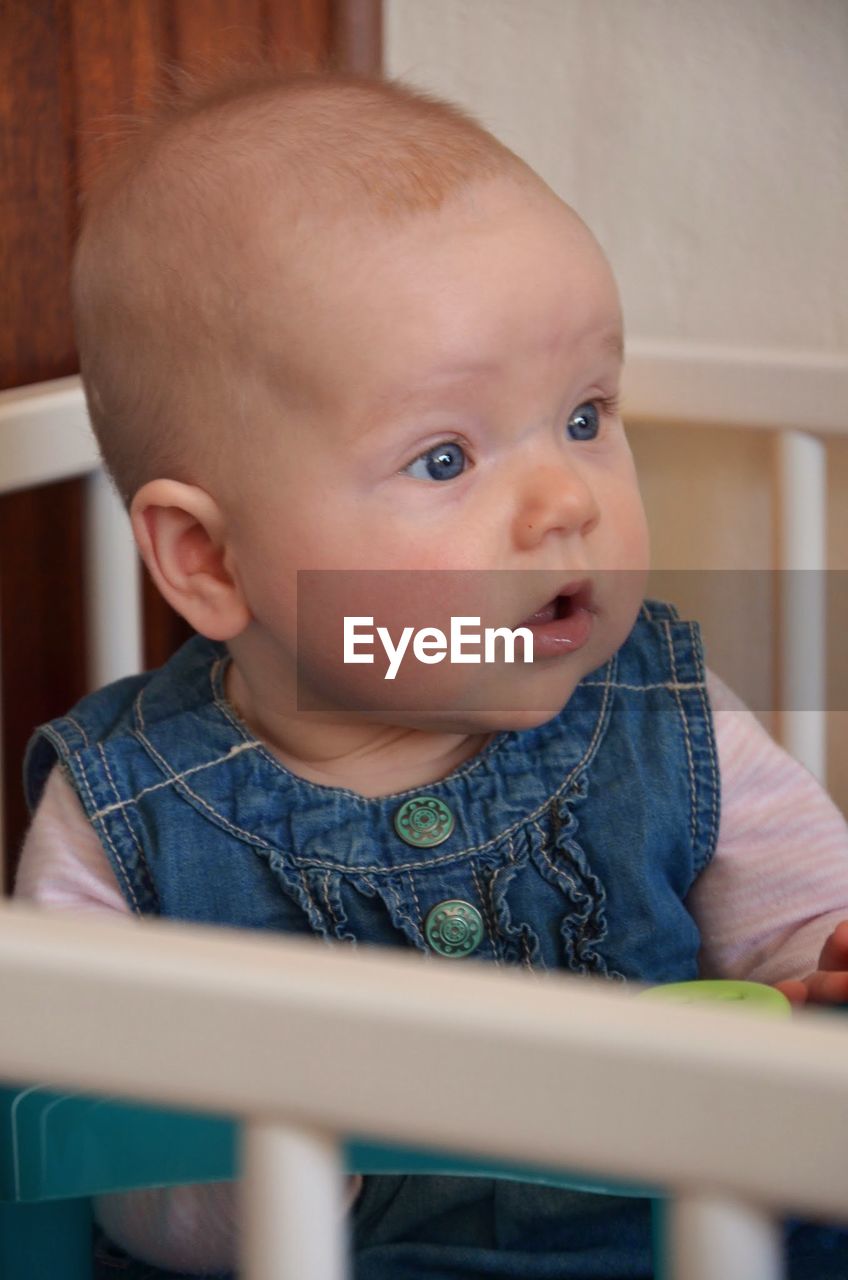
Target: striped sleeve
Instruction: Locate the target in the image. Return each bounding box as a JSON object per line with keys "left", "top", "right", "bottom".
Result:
{"left": 688, "top": 669, "right": 848, "bottom": 984}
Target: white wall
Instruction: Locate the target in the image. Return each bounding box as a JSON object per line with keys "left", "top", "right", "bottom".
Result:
{"left": 386, "top": 0, "right": 847, "bottom": 352}
{"left": 386, "top": 0, "right": 848, "bottom": 811}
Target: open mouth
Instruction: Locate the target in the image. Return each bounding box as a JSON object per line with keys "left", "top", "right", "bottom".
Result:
{"left": 518, "top": 580, "right": 593, "bottom": 628}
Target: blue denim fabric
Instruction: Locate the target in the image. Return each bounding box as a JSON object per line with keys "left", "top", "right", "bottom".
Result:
{"left": 24, "top": 601, "right": 717, "bottom": 981}
{"left": 26, "top": 600, "right": 848, "bottom": 1278}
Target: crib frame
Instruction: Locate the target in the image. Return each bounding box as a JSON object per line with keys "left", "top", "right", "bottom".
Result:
{"left": 1, "top": 348, "right": 847, "bottom": 1279}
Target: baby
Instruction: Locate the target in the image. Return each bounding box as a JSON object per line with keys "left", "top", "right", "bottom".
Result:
{"left": 14, "top": 66, "right": 848, "bottom": 1280}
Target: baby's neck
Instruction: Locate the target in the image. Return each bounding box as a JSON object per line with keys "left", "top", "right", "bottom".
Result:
{"left": 224, "top": 661, "right": 493, "bottom": 798}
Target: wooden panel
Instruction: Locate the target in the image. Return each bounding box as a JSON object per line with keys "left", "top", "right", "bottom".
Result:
{"left": 1, "top": 0, "right": 383, "bottom": 892}
{"left": 329, "top": 0, "right": 382, "bottom": 73}
{"left": 0, "top": 1, "right": 76, "bottom": 386}
{"left": 66, "top": 0, "right": 169, "bottom": 196}
{"left": 265, "top": 0, "right": 331, "bottom": 67}
{"left": 0, "top": 0, "right": 83, "bottom": 895}
{"left": 172, "top": 0, "right": 266, "bottom": 70}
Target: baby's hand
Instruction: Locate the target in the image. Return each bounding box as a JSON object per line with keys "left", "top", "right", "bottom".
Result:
{"left": 774, "top": 920, "right": 848, "bottom": 1006}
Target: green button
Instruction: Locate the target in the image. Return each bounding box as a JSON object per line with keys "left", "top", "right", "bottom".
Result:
{"left": 637, "top": 979, "right": 792, "bottom": 1017}
{"left": 393, "top": 796, "right": 455, "bottom": 848}
{"left": 424, "top": 900, "right": 484, "bottom": 958}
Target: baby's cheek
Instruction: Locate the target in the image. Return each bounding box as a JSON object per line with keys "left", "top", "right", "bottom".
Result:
{"left": 611, "top": 481, "right": 650, "bottom": 572}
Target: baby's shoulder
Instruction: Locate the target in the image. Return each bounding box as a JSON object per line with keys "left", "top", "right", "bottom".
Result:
{"left": 23, "top": 633, "right": 224, "bottom": 812}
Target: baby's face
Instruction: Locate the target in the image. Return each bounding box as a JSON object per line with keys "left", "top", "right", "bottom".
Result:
{"left": 221, "top": 176, "right": 649, "bottom": 730}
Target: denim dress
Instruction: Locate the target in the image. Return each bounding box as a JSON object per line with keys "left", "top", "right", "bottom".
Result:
{"left": 24, "top": 601, "right": 845, "bottom": 1279}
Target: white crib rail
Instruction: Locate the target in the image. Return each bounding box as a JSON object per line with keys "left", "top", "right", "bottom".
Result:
{"left": 2, "top": 901, "right": 848, "bottom": 1279}
{"left": 0, "top": 377, "right": 143, "bottom": 689}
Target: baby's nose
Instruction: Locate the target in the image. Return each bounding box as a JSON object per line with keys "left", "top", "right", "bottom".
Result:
{"left": 511, "top": 459, "right": 600, "bottom": 550}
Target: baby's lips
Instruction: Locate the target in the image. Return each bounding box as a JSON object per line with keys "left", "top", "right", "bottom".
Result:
{"left": 516, "top": 577, "right": 593, "bottom": 629}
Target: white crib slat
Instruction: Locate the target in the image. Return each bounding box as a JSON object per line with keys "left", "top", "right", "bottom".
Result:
{"left": 241, "top": 1122, "right": 349, "bottom": 1280}
{"left": 0, "top": 377, "right": 97, "bottom": 495}
{"left": 774, "top": 430, "right": 827, "bottom": 782}
{"left": 83, "top": 468, "right": 143, "bottom": 688}
{"left": 0, "top": 622, "right": 5, "bottom": 890}
{"left": 668, "top": 1193, "right": 784, "bottom": 1280}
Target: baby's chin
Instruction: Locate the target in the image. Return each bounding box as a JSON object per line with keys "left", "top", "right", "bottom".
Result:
{"left": 344, "top": 673, "right": 590, "bottom": 737}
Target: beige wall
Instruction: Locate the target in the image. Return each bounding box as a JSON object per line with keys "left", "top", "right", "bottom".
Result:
{"left": 386, "top": 0, "right": 848, "bottom": 813}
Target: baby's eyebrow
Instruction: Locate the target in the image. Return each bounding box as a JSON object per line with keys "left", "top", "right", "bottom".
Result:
{"left": 602, "top": 328, "right": 625, "bottom": 363}
{"left": 363, "top": 360, "right": 499, "bottom": 424}
{"left": 362, "top": 326, "right": 624, "bottom": 429}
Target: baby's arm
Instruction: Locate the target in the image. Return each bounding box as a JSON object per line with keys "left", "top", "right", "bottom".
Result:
{"left": 688, "top": 671, "right": 848, "bottom": 999}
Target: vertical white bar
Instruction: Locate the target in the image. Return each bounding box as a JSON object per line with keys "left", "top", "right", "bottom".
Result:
{"left": 668, "top": 1193, "right": 784, "bottom": 1280}
{"left": 84, "top": 469, "right": 143, "bottom": 689}
{"left": 774, "top": 430, "right": 827, "bottom": 782}
{"left": 0, "top": 619, "right": 5, "bottom": 893}
{"left": 240, "top": 1122, "right": 349, "bottom": 1280}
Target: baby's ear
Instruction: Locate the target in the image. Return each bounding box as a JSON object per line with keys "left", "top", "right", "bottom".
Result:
{"left": 130, "top": 480, "right": 250, "bottom": 641}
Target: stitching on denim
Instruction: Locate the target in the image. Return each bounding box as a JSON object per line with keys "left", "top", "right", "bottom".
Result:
{"left": 470, "top": 861, "right": 500, "bottom": 961}
{"left": 663, "top": 620, "right": 697, "bottom": 848}
{"left": 136, "top": 729, "right": 288, "bottom": 851}
{"left": 74, "top": 757, "right": 142, "bottom": 915}
{"left": 64, "top": 714, "right": 91, "bottom": 746}
{"left": 298, "top": 867, "right": 322, "bottom": 921}
{"left": 98, "top": 747, "right": 151, "bottom": 865}
{"left": 533, "top": 815, "right": 579, "bottom": 902}
{"left": 579, "top": 680, "right": 703, "bottom": 691}
{"left": 535, "top": 806, "right": 611, "bottom": 974}
{"left": 689, "top": 620, "right": 721, "bottom": 866}
{"left": 88, "top": 738, "right": 262, "bottom": 823}
{"left": 487, "top": 835, "right": 517, "bottom": 966}
{"left": 97, "top": 743, "right": 158, "bottom": 897}
{"left": 363, "top": 874, "right": 421, "bottom": 940}
{"left": 505, "top": 831, "right": 533, "bottom": 970}
{"left": 322, "top": 871, "right": 338, "bottom": 929}
{"left": 563, "top": 660, "right": 613, "bottom": 790}
{"left": 39, "top": 723, "right": 74, "bottom": 762}
{"left": 538, "top": 841, "right": 581, "bottom": 905}
{"left": 406, "top": 870, "right": 424, "bottom": 926}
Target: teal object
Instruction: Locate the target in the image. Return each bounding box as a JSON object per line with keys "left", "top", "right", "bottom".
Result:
{"left": 0, "top": 1198, "right": 93, "bottom": 1280}
{"left": 0, "top": 1083, "right": 237, "bottom": 1280}
{"left": 424, "top": 899, "right": 485, "bottom": 957}
{"left": 0, "top": 1085, "right": 236, "bottom": 1201}
{"left": 392, "top": 795, "right": 455, "bottom": 847}
{"left": 0, "top": 1080, "right": 669, "bottom": 1279}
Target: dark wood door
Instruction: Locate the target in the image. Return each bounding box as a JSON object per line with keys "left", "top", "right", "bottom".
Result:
{"left": 0, "top": 0, "right": 382, "bottom": 891}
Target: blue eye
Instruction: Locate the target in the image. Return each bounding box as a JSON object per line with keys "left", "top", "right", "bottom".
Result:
{"left": 404, "top": 440, "right": 467, "bottom": 481}
{"left": 567, "top": 401, "right": 600, "bottom": 441}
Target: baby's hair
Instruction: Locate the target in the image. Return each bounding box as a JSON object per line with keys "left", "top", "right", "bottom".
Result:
{"left": 71, "top": 62, "right": 537, "bottom": 508}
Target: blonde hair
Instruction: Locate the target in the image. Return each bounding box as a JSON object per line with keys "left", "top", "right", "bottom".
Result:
{"left": 71, "top": 64, "right": 537, "bottom": 507}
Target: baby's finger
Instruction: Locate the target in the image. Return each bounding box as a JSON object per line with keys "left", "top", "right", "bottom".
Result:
{"left": 816, "top": 920, "right": 848, "bottom": 971}
{"left": 801, "top": 968, "right": 848, "bottom": 1004}
{"left": 773, "top": 978, "right": 808, "bottom": 1005}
